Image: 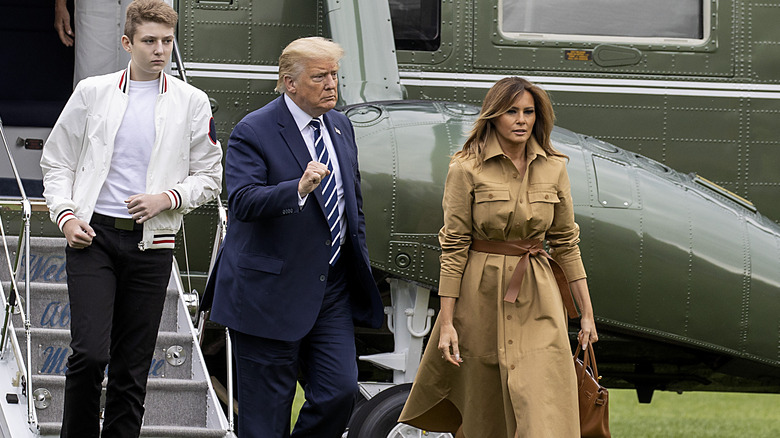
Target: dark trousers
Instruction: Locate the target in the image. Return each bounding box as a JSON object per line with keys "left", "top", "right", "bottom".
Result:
{"left": 61, "top": 218, "right": 173, "bottom": 438}
{"left": 230, "top": 258, "right": 358, "bottom": 438}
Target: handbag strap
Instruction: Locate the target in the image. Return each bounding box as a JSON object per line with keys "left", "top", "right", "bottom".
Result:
{"left": 573, "top": 344, "right": 600, "bottom": 384}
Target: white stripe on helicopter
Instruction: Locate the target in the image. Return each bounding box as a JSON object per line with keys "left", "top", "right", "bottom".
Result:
{"left": 176, "top": 63, "right": 780, "bottom": 100}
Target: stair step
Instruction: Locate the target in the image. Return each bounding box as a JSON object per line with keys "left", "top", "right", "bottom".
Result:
{"left": 16, "top": 328, "right": 196, "bottom": 380}
{"left": 30, "top": 375, "right": 211, "bottom": 427}
{"left": 0, "top": 235, "right": 229, "bottom": 435}
{"left": 0, "top": 237, "right": 67, "bottom": 284}
{"left": 38, "top": 423, "right": 230, "bottom": 438}
{"left": 5, "top": 280, "right": 182, "bottom": 332}
{"left": 139, "top": 426, "right": 230, "bottom": 437}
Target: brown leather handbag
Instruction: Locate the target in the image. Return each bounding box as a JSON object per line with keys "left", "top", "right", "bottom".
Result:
{"left": 573, "top": 344, "right": 610, "bottom": 438}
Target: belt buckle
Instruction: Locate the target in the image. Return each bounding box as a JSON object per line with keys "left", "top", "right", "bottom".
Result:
{"left": 114, "top": 218, "right": 136, "bottom": 231}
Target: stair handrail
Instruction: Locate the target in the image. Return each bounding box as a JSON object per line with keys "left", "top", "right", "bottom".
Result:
{"left": 173, "top": 40, "right": 235, "bottom": 434}
{"left": 0, "top": 209, "right": 33, "bottom": 353}
{"left": 210, "top": 198, "right": 232, "bottom": 433}
{"left": 0, "top": 209, "right": 36, "bottom": 427}
{"left": 202, "top": 194, "right": 232, "bottom": 433}
{"left": 0, "top": 210, "right": 21, "bottom": 351}
{"left": 0, "top": 115, "right": 37, "bottom": 427}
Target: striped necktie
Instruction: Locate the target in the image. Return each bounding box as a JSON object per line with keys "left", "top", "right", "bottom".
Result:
{"left": 309, "top": 118, "right": 341, "bottom": 265}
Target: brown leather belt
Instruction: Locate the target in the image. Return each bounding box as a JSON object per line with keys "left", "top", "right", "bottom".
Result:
{"left": 470, "top": 239, "right": 579, "bottom": 319}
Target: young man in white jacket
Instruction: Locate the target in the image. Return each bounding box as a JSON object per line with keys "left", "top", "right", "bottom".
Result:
{"left": 39, "top": 1, "right": 222, "bottom": 436}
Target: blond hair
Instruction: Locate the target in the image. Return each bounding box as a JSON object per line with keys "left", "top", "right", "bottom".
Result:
{"left": 457, "top": 77, "right": 565, "bottom": 164}
{"left": 124, "top": 0, "right": 178, "bottom": 42}
{"left": 275, "top": 37, "right": 344, "bottom": 93}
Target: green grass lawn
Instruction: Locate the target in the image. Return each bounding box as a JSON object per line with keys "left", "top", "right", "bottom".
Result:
{"left": 609, "top": 389, "right": 780, "bottom": 437}
{"left": 291, "top": 384, "right": 306, "bottom": 431}
{"left": 291, "top": 386, "right": 779, "bottom": 436}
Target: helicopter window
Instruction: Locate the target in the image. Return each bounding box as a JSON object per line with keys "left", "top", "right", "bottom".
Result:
{"left": 389, "top": 0, "right": 441, "bottom": 51}
{"left": 592, "top": 156, "right": 636, "bottom": 209}
{"left": 499, "top": 0, "right": 705, "bottom": 44}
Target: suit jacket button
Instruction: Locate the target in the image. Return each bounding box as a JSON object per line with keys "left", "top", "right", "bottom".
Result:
{"left": 325, "top": 239, "right": 331, "bottom": 246}
{"left": 320, "top": 275, "right": 326, "bottom": 282}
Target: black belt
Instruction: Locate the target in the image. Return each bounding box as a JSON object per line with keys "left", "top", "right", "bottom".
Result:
{"left": 91, "top": 212, "right": 143, "bottom": 231}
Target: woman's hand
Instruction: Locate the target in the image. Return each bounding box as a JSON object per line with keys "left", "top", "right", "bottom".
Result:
{"left": 438, "top": 322, "right": 462, "bottom": 366}
{"left": 569, "top": 278, "right": 598, "bottom": 349}
{"left": 578, "top": 316, "right": 598, "bottom": 350}
{"left": 54, "top": 0, "right": 74, "bottom": 47}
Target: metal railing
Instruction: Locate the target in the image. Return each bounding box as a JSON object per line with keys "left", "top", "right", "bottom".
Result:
{"left": 0, "top": 115, "right": 38, "bottom": 430}
{"left": 173, "top": 41, "right": 235, "bottom": 434}
{"left": 208, "top": 202, "right": 232, "bottom": 433}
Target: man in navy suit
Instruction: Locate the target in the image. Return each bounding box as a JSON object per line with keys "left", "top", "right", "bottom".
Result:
{"left": 206, "top": 37, "right": 384, "bottom": 438}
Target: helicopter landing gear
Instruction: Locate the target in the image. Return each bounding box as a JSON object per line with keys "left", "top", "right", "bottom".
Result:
{"left": 345, "top": 384, "right": 452, "bottom": 438}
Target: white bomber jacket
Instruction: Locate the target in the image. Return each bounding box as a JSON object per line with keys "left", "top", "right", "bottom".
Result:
{"left": 40, "top": 66, "right": 223, "bottom": 250}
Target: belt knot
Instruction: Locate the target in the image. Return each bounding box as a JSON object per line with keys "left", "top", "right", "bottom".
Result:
{"left": 469, "top": 239, "right": 579, "bottom": 319}
{"left": 526, "top": 244, "right": 544, "bottom": 256}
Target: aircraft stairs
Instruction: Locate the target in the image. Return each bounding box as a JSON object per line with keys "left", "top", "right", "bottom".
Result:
{"left": 0, "top": 235, "right": 232, "bottom": 437}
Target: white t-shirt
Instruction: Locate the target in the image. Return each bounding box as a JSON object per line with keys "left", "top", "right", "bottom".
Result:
{"left": 93, "top": 79, "right": 158, "bottom": 218}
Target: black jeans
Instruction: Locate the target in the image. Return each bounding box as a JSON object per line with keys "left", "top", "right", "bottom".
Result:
{"left": 61, "top": 219, "right": 173, "bottom": 438}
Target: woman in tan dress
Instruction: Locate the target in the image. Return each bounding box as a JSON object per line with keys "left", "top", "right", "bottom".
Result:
{"left": 398, "top": 77, "right": 598, "bottom": 437}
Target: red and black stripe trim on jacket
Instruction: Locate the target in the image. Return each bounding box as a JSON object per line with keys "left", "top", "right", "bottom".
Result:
{"left": 119, "top": 70, "right": 128, "bottom": 93}
{"left": 118, "top": 69, "right": 168, "bottom": 94}
{"left": 166, "top": 189, "right": 182, "bottom": 210}
{"left": 153, "top": 234, "right": 177, "bottom": 246}
{"left": 56, "top": 209, "right": 76, "bottom": 230}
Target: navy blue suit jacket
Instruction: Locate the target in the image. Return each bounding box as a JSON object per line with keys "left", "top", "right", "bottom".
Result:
{"left": 206, "top": 96, "right": 383, "bottom": 341}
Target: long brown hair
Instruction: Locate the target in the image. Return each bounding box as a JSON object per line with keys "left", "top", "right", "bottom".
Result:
{"left": 456, "top": 77, "right": 565, "bottom": 164}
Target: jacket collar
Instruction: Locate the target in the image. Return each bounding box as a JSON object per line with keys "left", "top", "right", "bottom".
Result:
{"left": 118, "top": 62, "right": 169, "bottom": 95}
{"left": 484, "top": 132, "right": 547, "bottom": 162}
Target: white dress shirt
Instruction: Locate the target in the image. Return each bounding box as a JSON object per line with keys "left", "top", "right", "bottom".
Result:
{"left": 284, "top": 94, "right": 347, "bottom": 245}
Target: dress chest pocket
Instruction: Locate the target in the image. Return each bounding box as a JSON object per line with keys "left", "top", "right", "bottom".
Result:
{"left": 474, "top": 186, "right": 513, "bottom": 230}
{"left": 528, "top": 189, "right": 559, "bottom": 229}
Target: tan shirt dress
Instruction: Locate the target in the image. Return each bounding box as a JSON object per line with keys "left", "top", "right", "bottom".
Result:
{"left": 398, "top": 134, "right": 586, "bottom": 437}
